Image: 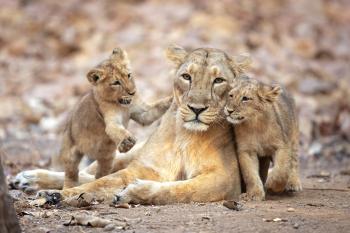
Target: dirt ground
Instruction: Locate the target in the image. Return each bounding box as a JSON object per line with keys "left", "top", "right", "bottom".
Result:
{"left": 11, "top": 165, "right": 350, "bottom": 233}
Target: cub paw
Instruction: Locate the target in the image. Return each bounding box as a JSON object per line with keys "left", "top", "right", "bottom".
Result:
{"left": 285, "top": 177, "right": 302, "bottom": 192}
{"left": 118, "top": 135, "right": 136, "bottom": 153}
{"left": 239, "top": 189, "right": 265, "bottom": 201}
{"left": 9, "top": 170, "right": 41, "bottom": 193}
{"left": 265, "top": 169, "right": 288, "bottom": 193}
{"left": 265, "top": 177, "right": 287, "bottom": 193}
{"left": 36, "top": 190, "right": 62, "bottom": 205}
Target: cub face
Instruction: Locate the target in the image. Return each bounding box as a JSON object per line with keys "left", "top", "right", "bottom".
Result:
{"left": 87, "top": 48, "right": 136, "bottom": 106}
{"left": 224, "top": 77, "right": 282, "bottom": 124}
{"left": 166, "top": 45, "right": 251, "bottom": 132}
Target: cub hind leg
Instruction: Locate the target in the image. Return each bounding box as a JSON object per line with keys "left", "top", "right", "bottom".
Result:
{"left": 63, "top": 146, "right": 83, "bottom": 189}
{"left": 285, "top": 144, "right": 302, "bottom": 192}
{"left": 94, "top": 143, "right": 117, "bottom": 179}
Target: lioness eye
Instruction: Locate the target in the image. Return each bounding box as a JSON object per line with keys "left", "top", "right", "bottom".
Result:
{"left": 214, "top": 77, "right": 225, "bottom": 84}
{"left": 181, "top": 73, "right": 191, "bottom": 81}
{"left": 128, "top": 73, "right": 132, "bottom": 79}
{"left": 242, "top": 96, "right": 251, "bottom": 102}
{"left": 111, "top": 80, "right": 121, "bottom": 86}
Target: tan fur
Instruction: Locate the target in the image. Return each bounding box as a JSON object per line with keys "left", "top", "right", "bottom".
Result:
{"left": 59, "top": 48, "right": 172, "bottom": 189}
{"left": 225, "top": 77, "right": 302, "bottom": 201}
{"left": 32, "top": 45, "right": 252, "bottom": 205}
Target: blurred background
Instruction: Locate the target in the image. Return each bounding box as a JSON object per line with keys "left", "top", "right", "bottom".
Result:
{"left": 0, "top": 0, "right": 349, "bottom": 176}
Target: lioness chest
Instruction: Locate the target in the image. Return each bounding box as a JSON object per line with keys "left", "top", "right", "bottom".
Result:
{"left": 154, "top": 125, "right": 234, "bottom": 181}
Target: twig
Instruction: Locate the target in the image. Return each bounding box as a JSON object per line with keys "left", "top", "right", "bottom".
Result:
{"left": 304, "top": 187, "right": 350, "bottom": 192}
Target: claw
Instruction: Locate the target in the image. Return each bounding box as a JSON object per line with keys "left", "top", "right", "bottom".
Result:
{"left": 37, "top": 191, "right": 62, "bottom": 205}
{"left": 113, "top": 195, "right": 122, "bottom": 204}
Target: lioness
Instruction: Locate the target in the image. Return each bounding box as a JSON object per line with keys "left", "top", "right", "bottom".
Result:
{"left": 224, "top": 77, "right": 302, "bottom": 201}
{"left": 48, "top": 48, "right": 172, "bottom": 189}
{"left": 14, "top": 45, "right": 251, "bottom": 205}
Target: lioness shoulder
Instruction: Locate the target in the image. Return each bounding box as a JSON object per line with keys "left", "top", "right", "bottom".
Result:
{"left": 224, "top": 76, "right": 302, "bottom": 201}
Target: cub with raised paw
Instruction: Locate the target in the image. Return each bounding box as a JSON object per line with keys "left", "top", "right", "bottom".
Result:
{"left": 225, "top": 76, "right": 302, "bottom": 201}
{"left": 57, "top": 48, "right": 172, "bottom": 189}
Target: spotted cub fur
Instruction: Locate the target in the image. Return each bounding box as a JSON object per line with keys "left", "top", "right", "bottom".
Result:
{"left": 59, "top": 48, "right": 172, "bottom": 188}
{"left": 225, "top": 76, "right": 302, "bottom": 201}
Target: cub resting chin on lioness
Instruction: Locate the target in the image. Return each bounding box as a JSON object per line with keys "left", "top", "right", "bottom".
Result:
{"left": 55, "top": 48, "right": 172, "bottom": 189}
{"left": 225, "top": 76, "right": 302, "bottom": 201}
{"left": 13, "top": 45, "right": 253, "bottom": 205}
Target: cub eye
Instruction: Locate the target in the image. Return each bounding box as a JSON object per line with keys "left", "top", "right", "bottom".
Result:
{"left": 214, "top": 77, "right": 225, "bottom": 84}
{"left": 181, "top": 73, "right": 192, "bottom": 81}
{"left": 229, "top": 94, "right": 233, "bottom": 98}
{"left": 241, "top": 96, "right": 251, "bottom": 102}
{"left": 128, "top": 73, "right": 132, "bottom": 79}
{"left": 111, "top": 80, "right": 121, "bottom": 86}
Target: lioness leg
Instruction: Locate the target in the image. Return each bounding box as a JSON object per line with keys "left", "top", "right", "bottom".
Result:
{"left": 115, "top": 173, "right": 237, "bottom": 205}
{"left": 12, "top": 150, "right": 139, "bottom": 191}
{"left": 239, "top": 152, "right": 265, "bottom": 201}
{"left": 41, "top": 162, "right": 160, "bottom": 202}
{"left": 266, "top": 148, "right": 291, "bottom": 193}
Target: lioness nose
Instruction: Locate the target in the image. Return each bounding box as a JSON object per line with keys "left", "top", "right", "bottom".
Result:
{"left": 187, "top": 105, "right": 208, "bottom": 115}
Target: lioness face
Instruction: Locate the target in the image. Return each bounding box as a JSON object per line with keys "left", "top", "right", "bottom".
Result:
{"left": 87, "top": 48, "right": 136, "bottom": 105}
{"left": 225, "top": 77, "right": 281, "bottom": 124}
{"left": 166, "top": 45, "right": 251, "bottom": 132}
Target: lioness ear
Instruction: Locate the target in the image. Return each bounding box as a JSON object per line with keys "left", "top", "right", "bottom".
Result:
{"left": 166, "top": 44, "right": 188, "bottom": 66}
{"left": 110, "top": 47, "right": 130, "bottom": 67}
{"left": 230, "top": 53, "right": 252, "bottom": 76}
{"left": 87, "top": 69, "right": 104, "bottom": 85}
{"left": 259, "top": 84, "right": 282, "bottom": 103}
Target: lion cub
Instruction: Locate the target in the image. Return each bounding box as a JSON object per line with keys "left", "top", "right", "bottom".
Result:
{"left": 225, "top": 76, "right": 302, "bottom": 201}
{"left": 59, "top": 48, "right": 172, "bottom": 188}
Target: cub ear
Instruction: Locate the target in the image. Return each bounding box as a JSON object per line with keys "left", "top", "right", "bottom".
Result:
{"left": 87, "top": 69, "right": 104, "bottom": 85}
{"left": 110, "top": 47, "right": 130, "bottom": 66}
{"left": 166, "top": 44, "right": 188, "bottom": 66}
{"left": 230, "top": 53, "right": 252, "bottom": 76}
{"left": 259, "top": 84, "right": 282, "bottom": 103}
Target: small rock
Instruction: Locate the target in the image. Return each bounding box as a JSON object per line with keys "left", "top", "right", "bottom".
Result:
{"left": 104, "top": 224, "right": 115, "bottom": 231}
{"left": 273, "top": 218, "right": 282, "bottom": 222}
{"left": 293, "top": 223, "right": 300, "bottom": 229}
{"left": 113, "top": 203, "right": 130, "bottom": 209}
{"left": 223, "top": 200, "right": 243, "bottom": 211}
{"left": 287, "top": 208, "right": 295, "bottom": 212}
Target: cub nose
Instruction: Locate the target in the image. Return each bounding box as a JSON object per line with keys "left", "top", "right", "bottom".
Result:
{"left": 127, "top": 90, "right": 136, "bottom": 96}
{"left": 226, "top": 109, "right": 233, "bottom": 114}
{"left": 187, "top": 105, "right": 208, "bottom": 115}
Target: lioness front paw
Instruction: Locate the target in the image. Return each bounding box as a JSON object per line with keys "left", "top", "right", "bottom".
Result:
{"left": 113, "top": 179, "right": 158, "bottom": 205}
{"left": 10, "top": 170, "right": 42, "bottom": 193}
{"left": 118, "top": 135, "right": 136, "bottom": 153}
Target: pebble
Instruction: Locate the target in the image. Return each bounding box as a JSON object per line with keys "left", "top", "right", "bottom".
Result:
{"left": 287, "top": 208, "right": 295, "bottom": 212}
{"left": 293, "top": 223, "right": 300, "bottom": 229}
